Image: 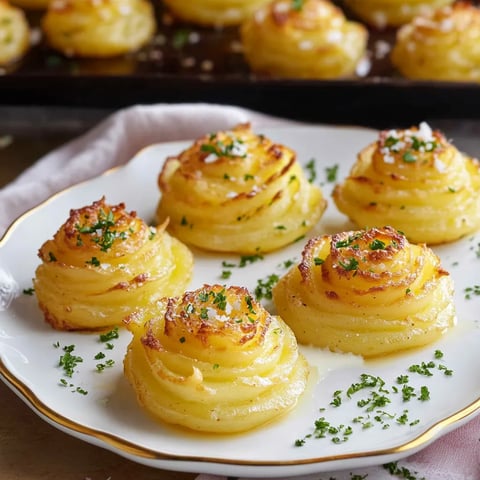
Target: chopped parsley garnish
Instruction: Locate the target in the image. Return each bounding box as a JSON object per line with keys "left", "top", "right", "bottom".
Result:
{"left": 464, "top": 285, "right": 480, "bottom": 299}
{"left": 305, "top": 158, "right": 317, "bottom": 183}
{"left": 383, "top": 461, "right": 426, "bottom": 480}
{"left": 212, "top": 288, "right": 227, "bottom": 310}
{"left": 369, "top": 239, "right": 386, "bottom": 250}
{"left": 325, "top": 164, "right": 339, "bottom": 183}
{"left": 200, "top": 139, "right": 247, "bottom": 158}
{"left": 239, "top": 254, "right": 264, "bottom": 267}
{"left": 23, "top": 287, "right": 35, "bottom": 295}
{"left": 245, "top": 295, "right": 256, "bottom": 314}
{"left": 338, "top": 258, "right": 359, "bottom": 271}
{"left": 254, "top": 273, "right": 280, "bottom": 301}
{"left": 76, "top": 208, "right": 126, "bottom": 253}
{"left": 75, "top": 386, "right": 88, "bottom": 395}
{"left": 99, "top": 327, "right": 119, "bottom": 342}
{"left": 295, "top": 351, "right": 452, "bottom": 447}
{"left": 86, "top": 257, "right": 100, "bottom": 267}
{"left": 59, "top": 345, "right": 83, "bottom": 378}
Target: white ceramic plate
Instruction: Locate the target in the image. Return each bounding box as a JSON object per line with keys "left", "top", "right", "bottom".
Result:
{"left": 0, "top": 126, "right": 479, "bottom": 478}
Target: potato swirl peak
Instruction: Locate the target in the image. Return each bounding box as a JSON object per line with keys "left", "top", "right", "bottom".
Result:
{"left": 34, "top": 197, "right": 193, "bottom": 330}
{"left": 46, "top": 197, "right": 146, "bottom": 264}
{"left": 241, "top": 0, "right": 368, "bottom": 79}
{"left": 332, "top": 122, "right": 480, "bottom": 244}
{"left": 156, "top": 123, "right": 327, "bottom": 254}
{"left": 124, "top": 284, "right": 309, "bottom": 433}
{"left": 273, "top": 226, "right": 456, "bottom": 357}
{"left": 391, "top": 2, "right": 480, "bottom": 82}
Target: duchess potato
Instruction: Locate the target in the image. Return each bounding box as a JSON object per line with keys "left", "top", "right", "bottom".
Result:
{"left": 124, "top": 284, "right": 309, "bottom": 433}
{"left": 391, "top": 2, "right": 480, "bottom": 82}
{"left": 332, "top": 122, "right": 480, "bottom": 244}
{"left": 34, "top": 197, "right": 193, "bottom": 331}
{"left": 240, "top": 0, "right": 368, "bottom": 79}
{"left": 273, "top": 226, "right": 456, "bottom": 358}
{"left": 156, "top": 123, "right": 327, "bottom": 254}
{"left": 344, "top": 0, "right": 454, "bottom": 28}
{"left": 0, "top": 0, "right": 30, "bottom": 66}
{"left": 41, "top": 0, "right": 156, "bottom": 58}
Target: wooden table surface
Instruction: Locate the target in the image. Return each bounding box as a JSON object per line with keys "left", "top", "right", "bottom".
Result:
{"left": 1, "top": 107, "right": 480, "bottom": 480}
{"left": 0, "top": 107, "right": 197, "bottom": 480}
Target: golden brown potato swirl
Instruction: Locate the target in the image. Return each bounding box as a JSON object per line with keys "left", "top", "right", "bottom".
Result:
{"left": 34, "top": 197, "right": 193, "bottom": 331}
{"left": 0, "top": 1, "right": 30, "bottom": 66}
{"left": 344, "top": 0, "right": 454, "bottom": 29}
{"left": 162, "top": 0, "right": 272, "bottom": 26}
{"left": 332, "top": 122, "right": 480, "bottom": 244}
{"left": 273, "top": 226, "right": 456, "bottom": 357}
{"left": 41, "top": 0, "right": 156, "bottom": 58}
{"left": 124, "top": 284, "right": 309, "bottom": 433}
{"left": 391, "top": 2, "right": 480, "bottom": 82}
{"left": 156, "top": 123, "right": 327, "bottom": 254}
{"left": 240, "top": 0, "right": 368, "bottom": 79}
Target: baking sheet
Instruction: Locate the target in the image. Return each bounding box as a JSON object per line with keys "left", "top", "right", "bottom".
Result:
{"left": 1, "top": 1, "right": 480, "bottom": 123}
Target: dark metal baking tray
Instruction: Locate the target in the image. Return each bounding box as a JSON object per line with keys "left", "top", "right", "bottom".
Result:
{"left": 1, "top": 1, "right": 480, "bottom": 125}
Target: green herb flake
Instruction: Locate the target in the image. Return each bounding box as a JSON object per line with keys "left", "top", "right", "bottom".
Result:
{"left": 254, "top": 273, "right": 280, "bottom": 301}
{"left": 59, "top": 345, "right": 83, "bottom": 378}
{"left": 99, "top": 327, "right": 119, "bottom": 343}
{"left": 75, "top": 386, "right": 88, "bottom": 395}
{"left": 338, "top": 257, "right": 359, "bottom": 271}
{"left": 369, "top": 239, "right": 386, "bottom": 250}
{"left": 221, "top": 270, "right": 232, "bottom": 279}
{"left": 86, "top": 257, "right": 100, "bottom": 267}
{"left": 402, "top": 152, "right": 417, "bottom": 163}
{"left": 464, "top": 285, "right": 480, "bottom": 299}
{"left": 324, "top": 164, "right": 339, "bottom": 183}
{"left": 305, "top": 158, "right": 317, "bottom": 183}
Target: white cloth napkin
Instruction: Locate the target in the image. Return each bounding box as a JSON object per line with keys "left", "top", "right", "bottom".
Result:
{"left": 1, "top": 103, "right": 478, "bottom": 480}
